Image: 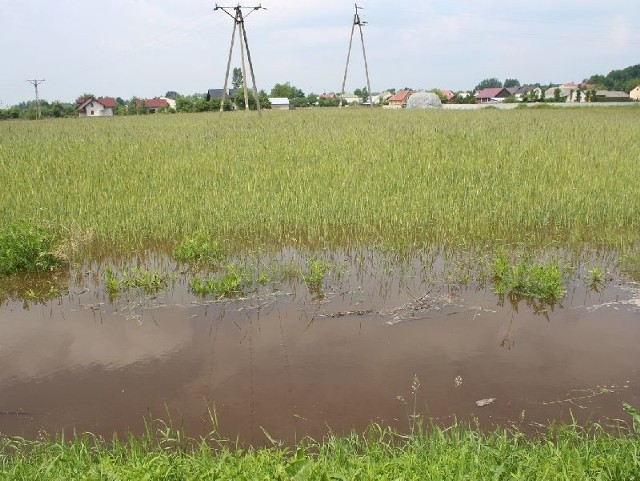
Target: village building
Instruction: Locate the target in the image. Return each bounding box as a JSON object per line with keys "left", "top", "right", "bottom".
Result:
{"left": 77, "top": 97, "right": 116, "bottom": 117}
{"left": 386, "top": 90, "right": 412, "bottom": 109}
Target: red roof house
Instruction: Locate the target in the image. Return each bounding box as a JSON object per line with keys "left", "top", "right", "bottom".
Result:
{"left": 387, "top": 90, "right": 413, "bottom": 108}
{"left": 77, "top": 97, "right": 116, "bottom": 117}
{"left": 475, "top": 88, "right": 511, "bottom": 103}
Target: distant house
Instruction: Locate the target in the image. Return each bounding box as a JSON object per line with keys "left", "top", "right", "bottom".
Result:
{"left": 440, "top": 89, "right": 455, "bottom": 102}
{"left": 373, "top": 91, "right": 394, "bottom": 105}
{"left": 386, "top": 89, "right": 412, "bottom": 108}
{"left": 341, "top": 92, "right": 363, "bottom": 105}
{"left": 134, "top": 97, "right": 176, "bottom": 113}
{"left": 543, "top": 83, "right": 581, "bottom": 101}
{"left": 269, "top": 97, "right": 291, "bottom": 110}
{"left": 319, "top": 92, "right": 337, "bottom": 100}
{"left": 77, "top": 97, "right": 116, "bottom": 117}
{"left": 206, "top": 88, "right": 236, "bottom": 101}
{"left": 475, "top": 88, "right": 511, "bottom": 103}
{"left": 631, "top": 85, "right": 640, "bottom": 101}
{"left": 595, "top": 90, "right": 630, "bottom": 101}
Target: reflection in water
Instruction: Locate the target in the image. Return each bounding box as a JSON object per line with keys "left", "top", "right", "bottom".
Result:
{"left": 0, "top": 250, "right": 639, "bottom": 444}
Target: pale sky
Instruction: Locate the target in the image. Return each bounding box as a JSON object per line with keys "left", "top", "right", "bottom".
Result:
{"left": 1, "top": 0, "right": 639, "bottom": 106}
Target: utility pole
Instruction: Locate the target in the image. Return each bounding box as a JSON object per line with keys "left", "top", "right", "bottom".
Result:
{"left": 26, "top": 79, "right": 45, "bottom": 119}
{"left": 214, "top": 4, "right": 265, "bottom": 114}
{"left": 340, "top": 4, "right": 372, "bottom": 108}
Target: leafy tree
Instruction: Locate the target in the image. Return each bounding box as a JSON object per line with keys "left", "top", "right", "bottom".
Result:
{"left": 428, "top": 88, "right": 446, "bottom": 102}
{"left": 306, "top": 93, "right": 319, "bottom": 106}
{"left": 584, "top": 64, "right": 640, "bottom": 91}
{"left": 164, "top": 91, "right": 179, "bottom": 99}
{"left": 553, "top": 88, "right": 562, "bottom": 102}
{"left": 234, "top": 89, "right": 271, "bottom": 110}
{"left": 474, "top": 78, "right": 502, "bottom": 91}
{"left": 270, "top": 82, "right": 304, "bottom": 100}
{"left": 575, "top": 90, "right": 582, "bottom": 103}
{"left": 232, "top": 67, "right": 244, "bottom": 90}
{"left": 50, "top": 101, "right": 64, "bottom": 118}
{"left": 623, "top": 78, "right": 640, "bottom": 93}
{"left": 76, "top": 93, "right": 95, "bottom": 103}
{"left": 353, "top": 87, "right": 369, "bottom": 102}
{"left": 504, "top": 79, "right": 521, "bottom": 88}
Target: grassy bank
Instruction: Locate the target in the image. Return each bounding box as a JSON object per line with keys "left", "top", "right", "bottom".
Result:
{"left": 1, "top": 108, "right": 639, "bottom": 254}
{"left": 2, "top": 419, "right": 639, "bottom": 480}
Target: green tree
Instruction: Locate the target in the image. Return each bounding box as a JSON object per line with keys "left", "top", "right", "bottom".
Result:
{"left": 232, "top": 68, "right": 244, "bottom": 90}
{"left": 504, "top": 78, "right": 521, "bottom": 88}
{"left": 164, "top": 91, "right": 179, "bottom": 99}
{"left": 353, "top": 87, "right": 369, "bottom": 103}
{"left": 474, "top": 78, "right": 502, "bottom": 91}
{"left": 234, "top": 89, "right": 271, "bottom": 110}
{"left": 50, "top": 101, "right": 64, "bottom": 118}
{"left": 270, "top": 82, "right": 304, "bottom": 99}
{"left": 306, "top": 93, "right": 319, "bottom": 106}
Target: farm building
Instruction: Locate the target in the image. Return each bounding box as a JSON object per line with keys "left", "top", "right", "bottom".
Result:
{"left": 268, "top": 97, "right": 291, "bottom": 110}
{"left": 631, "top": 85, "right": 640, "bottom": 101}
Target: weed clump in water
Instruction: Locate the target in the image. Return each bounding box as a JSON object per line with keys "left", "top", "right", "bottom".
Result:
{"left": 189, "top": 264, "right": 246, "bottom": 298}
{"left": 174, "top": 232, "right": 225, "bottom": 266}
{"left": 492, "top": 248, "right": 566, "bottom": 302}
{"left": 0, "top": 222, "right": 64, "bottom": 276}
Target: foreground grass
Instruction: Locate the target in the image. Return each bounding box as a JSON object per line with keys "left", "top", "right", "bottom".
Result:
{"left": 1, "top": 420, "right": 639, "bottom": 480}
{"left": 1, "top": 108, "right": 639, "bottom": 254}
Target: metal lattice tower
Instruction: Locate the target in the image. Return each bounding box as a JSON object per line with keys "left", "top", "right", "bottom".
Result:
{"left": 214, "top": 4, "right": 265, "bottom": 114}
{"left": 340, "top": 4, "right": 372, "bottom": 108}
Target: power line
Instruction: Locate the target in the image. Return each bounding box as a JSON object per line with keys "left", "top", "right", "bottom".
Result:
{"left": 26, "top": 79, "right": 45, "bottom": 119}
{"left": 340, "top": 3, "right": 372, "bottom": 108}
{"left": 214, "top": 4, "right": 265, "bottom": 114}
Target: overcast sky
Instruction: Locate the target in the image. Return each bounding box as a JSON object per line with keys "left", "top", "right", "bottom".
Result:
{"left": 1, "top": 0, "right": 639, "bottom": 106}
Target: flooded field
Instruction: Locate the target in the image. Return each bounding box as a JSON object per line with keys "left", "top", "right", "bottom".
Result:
{"left": 0, "top": 250, "right": 639, "bottom": 444}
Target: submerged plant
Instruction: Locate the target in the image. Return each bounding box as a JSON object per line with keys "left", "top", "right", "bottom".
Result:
{"left": 0, "top": 222, "right": 64, "bottom": 276}
{"left": 189, "top": 264, "right": 245, "bottom": 298}
{"left": 104, "top": 266, "right": 174, "bottom": 297}
{"left": 492, "top": 248, "right": 566, "bottom": 302}
{"left": 174, "top": 232, "right": 225, "bottom": 266}
{"left": 303, "top": 258, "right": 331, "bottom": 294}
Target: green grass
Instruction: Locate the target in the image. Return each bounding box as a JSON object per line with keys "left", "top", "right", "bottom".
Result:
{"left": 173, "top": 232, "right": 226, "bottom": 266}
{"left": 492, "top": 248, "right": 567, "bottom": 301}
{"left": 1, "top": 108, "right": 639, "bottom": 255}
{"left": 1, "top": 417, "right": 639, "bottom": 480}
{"left": 620, "top": 249, "right": 640, "bottom": 281}
{"left": 104, "top": 266, "right": 174, "bottom": 297}
{"left": 189, "top": 264, "right": 246, "bottom": 298}
{"left": 0, "top": 223, "right": 64, "bottom": 276}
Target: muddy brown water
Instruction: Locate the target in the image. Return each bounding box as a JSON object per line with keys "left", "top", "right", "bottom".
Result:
{"left": 0, "top": 250, "right": 639, "bottom": 445}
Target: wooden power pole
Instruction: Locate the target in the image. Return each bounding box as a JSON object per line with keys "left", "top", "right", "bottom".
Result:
{"left": 340, "top": 4, "right": 372, "bottom": 108}
{"left": 214, "top": 4, "right": 265, "bottom": 114}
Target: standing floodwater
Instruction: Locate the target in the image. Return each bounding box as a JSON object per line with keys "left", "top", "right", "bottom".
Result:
{"left": 0, "top": 250, "right": 639, "bottom": 444}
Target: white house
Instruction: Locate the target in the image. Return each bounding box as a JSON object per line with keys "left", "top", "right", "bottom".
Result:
{"left": 629, "top": 85, "right": 640, "bottom": 101}
{"left": 77, "top": 97, "right": 115, "bottom": 117}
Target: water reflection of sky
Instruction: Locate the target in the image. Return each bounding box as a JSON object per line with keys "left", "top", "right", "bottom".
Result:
{"left": 0, "top": 255, "right": 639, "bottom": 442}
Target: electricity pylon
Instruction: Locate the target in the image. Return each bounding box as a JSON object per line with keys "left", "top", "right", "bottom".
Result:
{"left": 215, "top": 4, "right": 265, "bottom": 113}
{"left": 26, "top": 79, "right": 45, "bottom": 119}
{"left": 340, "top": 4, "right": 372, "bottom": 108}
